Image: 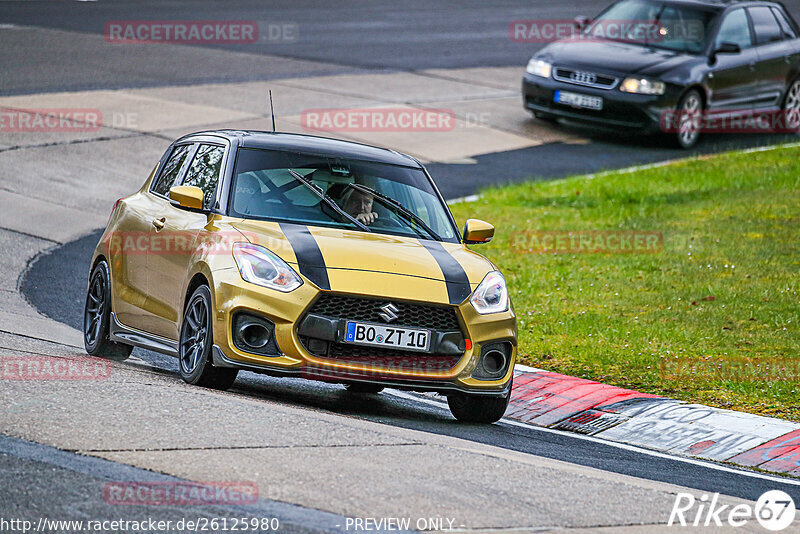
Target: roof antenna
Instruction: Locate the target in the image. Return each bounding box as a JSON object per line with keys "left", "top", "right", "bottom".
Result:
{"left": 268, "top": 90, "right": 276, "bottom": 132}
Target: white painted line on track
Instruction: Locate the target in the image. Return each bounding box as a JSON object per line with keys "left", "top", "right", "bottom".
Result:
{"left": 384, "top": 389, "right": 800, "bottom": 487}
{"left": 446, "top": 194, "right": 480, "bottom": 205}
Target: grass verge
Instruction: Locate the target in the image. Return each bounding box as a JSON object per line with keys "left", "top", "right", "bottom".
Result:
{"left": 450, "top": 144, "right": 800, "bottom": 421}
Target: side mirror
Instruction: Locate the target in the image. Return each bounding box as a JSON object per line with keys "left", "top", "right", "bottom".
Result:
{"left": 574, "top": 16, "right": 590, "bottom": 29}
{"left": 169, "top": 185, "right": 205, "bottom": 211}
{"left": 463, "top": 219, "right": 495, "bottom": 244}
{"left": 713, "top": 41, "right": 741, "bottom": 56}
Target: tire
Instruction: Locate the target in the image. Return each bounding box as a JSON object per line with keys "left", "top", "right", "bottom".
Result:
{"left": 179, "top": 285, "right": 238, "bottom": 390}
{"left": 674, "top": 89, "right": 703, "bottom": 149}
{"left": 782, "top": 78, "right": 800, "bottom": 134}
{"left": 83, "top": 261, "right": 133, "bottom": 361}
{"left": 447, "top": 386, "right": 511, "bottom": 424}
{"left": 344, "top": 383, "right": 384, "bottom": 394}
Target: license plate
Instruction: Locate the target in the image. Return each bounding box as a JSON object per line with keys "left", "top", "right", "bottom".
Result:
{"left": 555, "top": 90, "right": 603, "bottom": 110}
{"left": 344, "top": 322, "right": 431, "bottom": 352}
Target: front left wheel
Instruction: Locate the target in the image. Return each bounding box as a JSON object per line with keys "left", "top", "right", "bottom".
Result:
{"left": 83, "top": 261, "right": 133, "bottom": 361}
{"left": 675, "top": 89, "right": 703, "bottom": 149}
{"left": 179, "top": 285, "right": 238, "bottom": 390}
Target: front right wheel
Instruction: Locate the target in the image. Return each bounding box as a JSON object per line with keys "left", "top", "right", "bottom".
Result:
{"left": 447, "top": 386, "right": 511, "bottom": 424}
{"left": 179, "top": 285, "right": 239, "bottom": 390}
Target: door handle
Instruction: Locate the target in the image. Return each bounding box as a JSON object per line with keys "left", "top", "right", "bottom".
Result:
{"left": 749, "top": 63, "right": 757, "bottom": 72}
{"left": 152, "top": 217, "right": 165, "bottom": 230}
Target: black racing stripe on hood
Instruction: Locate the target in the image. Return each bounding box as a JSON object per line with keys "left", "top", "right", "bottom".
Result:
{"left": 419, "top": 240, "right": 471, "bottom": 305}
{"left": 279, "top": 223, "right": 331, "bottom": 290}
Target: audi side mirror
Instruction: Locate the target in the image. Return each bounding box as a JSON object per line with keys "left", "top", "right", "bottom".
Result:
{"left": 574, "top": 16, "right": 590, "bottom": 29}
{"left": 714, "top": 42, "right": 741, "bottom": 56}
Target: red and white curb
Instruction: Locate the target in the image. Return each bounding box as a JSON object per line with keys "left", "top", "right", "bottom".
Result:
{"left": 391, "top": 364, "right": 800, "bottom": 480}
{"left": 507, "top": 365, "right": 800, "bottom": 477}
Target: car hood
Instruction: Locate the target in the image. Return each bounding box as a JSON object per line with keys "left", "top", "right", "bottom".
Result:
{"left": 230, "top": 220, "right": 495, "bottom": 305}
{"left": 539, "top": 39, "right": 691, "bottom": 76}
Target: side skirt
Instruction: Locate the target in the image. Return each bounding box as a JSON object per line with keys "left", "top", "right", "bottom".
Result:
{"left": 109, "top": 312, "right": 179, "bottom": 357}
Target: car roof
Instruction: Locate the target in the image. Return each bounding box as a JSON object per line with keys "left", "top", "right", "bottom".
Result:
{"left": 658, "top": 0, "right": 787, "bottom": 9}
{"left": 176, "top": 130, "right": 422, "bottom": 168}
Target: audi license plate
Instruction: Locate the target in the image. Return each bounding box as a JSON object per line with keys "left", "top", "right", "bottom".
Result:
{"left": 345, "top": 321, "right": 431, "bottom": 352}
{"left": 555, "top": 90, "right": 603, "bottom": 110}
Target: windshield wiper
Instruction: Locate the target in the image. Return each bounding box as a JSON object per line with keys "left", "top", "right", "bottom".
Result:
{"left": 286, "top": 169, "right": 371, "bottom": 232}
{"left": 346, "top": 184, "right": 442, "bottom": 241}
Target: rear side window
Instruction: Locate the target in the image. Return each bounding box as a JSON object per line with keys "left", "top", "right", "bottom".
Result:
{"left": 181, "top": 144, "right": 225, "bottom": 209}
{"left": 715, "top": 9, "right": 752, "bottom": 49}
{"left": 771, "top": 7, "right": 797, "bottom": 39}
{"left": 152, "top": 144, "right": 194, "bottom": 197}
{"left": 749, "top": 6, "right": 784, "bottom": 44}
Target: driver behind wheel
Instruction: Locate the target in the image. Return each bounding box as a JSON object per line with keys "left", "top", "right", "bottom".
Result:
{"left": 342, "top": 187, "right": 378, "bottom": 225}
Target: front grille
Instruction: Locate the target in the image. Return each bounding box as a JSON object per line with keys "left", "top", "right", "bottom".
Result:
{"left": 299, "top": 294, "right": 464, "bottom": 371}
{"left": 553, "top": 67, "right": 618, "bottom": 90}
{"left": 307, "top": 294, "right": 461, "bottom": 331}
{"left": 325, "top": 343, "right": 460, "bottom": 372}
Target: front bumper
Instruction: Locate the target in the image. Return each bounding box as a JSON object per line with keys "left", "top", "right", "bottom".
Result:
{"left": 208, "top": 268, "right": 517, "bottom": 396}
{"left": 522, "top": 72, "right": 678, "bottom": 132}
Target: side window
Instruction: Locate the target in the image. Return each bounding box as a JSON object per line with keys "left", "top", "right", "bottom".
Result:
{"left": 152, "top": 144, "right": 194, "bottom": 197}
{"left": 771, "top": 8, "right": 797, "bottom": 39}
{"left": 715, "top": 9, "right": 752, "bottom": 49}
{"left": 181, "top": 144, "right": 225, "bottom": 209}
{"left": 749, "top": 6, "right": 784, "bottom": 45}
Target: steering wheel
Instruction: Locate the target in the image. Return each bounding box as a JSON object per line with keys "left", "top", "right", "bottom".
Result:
{"left": 369, "top": 214, "right": 404, "bottom": 229}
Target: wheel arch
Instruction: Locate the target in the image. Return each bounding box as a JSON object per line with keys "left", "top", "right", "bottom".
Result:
{"left": 681, "top": 85, "right": 707, "bottom": 110}
{"left": 184, "top": 271, "right": 211, "bottom": 313}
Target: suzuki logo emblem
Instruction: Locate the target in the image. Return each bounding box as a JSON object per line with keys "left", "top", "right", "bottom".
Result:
{"left": 378, "top": 303, "right": 399, "bottom": 323}
{"left": 570, "top": 71, "right": 597, "bottom": 85}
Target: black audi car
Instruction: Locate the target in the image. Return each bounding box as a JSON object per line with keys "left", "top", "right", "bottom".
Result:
{"left": 522, "top": 0, "right": 800, "bottom": 147}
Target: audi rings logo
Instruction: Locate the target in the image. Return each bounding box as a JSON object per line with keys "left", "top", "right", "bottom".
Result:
{"left": 570, "top": 71, "right": 597, "bottom": 85}
{"left": 378, "top": 303, "right": 399, "bottom": 323}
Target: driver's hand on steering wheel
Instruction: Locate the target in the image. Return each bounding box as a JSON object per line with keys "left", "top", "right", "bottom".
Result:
{"left": 355, "top": 212, "right": 378, "bottom": 225}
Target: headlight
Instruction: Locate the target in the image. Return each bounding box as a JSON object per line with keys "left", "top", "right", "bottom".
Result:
{"left": 470, "top": 271, "right": 509, "bottom": 315}
{"left": 232, "top": 242, "right": 303, "bottom": 292}
{"left": 620, "top": 77, "right": 665, "bottom": 95}
{"left": 526, "top": 58, "right": 552, "bottom": 78}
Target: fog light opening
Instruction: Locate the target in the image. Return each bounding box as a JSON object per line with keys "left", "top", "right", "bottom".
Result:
{"left": 482, "top": 349, "right": 507, "bottom": 375}
{"left": 238, "top": 321, "right": 271, "bottom": 349}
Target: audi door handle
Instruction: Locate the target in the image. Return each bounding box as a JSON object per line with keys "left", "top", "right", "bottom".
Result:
{"left": 152, "top": 217, "right": 166, "bottom": 230}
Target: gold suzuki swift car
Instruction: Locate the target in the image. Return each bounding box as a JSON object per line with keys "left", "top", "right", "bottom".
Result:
{"left": 84, "top": 131, "right": 517, "bottom": 423}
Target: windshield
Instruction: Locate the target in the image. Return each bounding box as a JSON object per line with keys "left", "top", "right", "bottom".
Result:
{"left": 229, "top": 148, "right": 458, "bottom": 241}
{"left": 586, "top": 0, "right": 716, "bottom": 54}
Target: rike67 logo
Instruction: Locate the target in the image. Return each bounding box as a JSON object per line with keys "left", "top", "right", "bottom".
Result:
{"left": 669, "top": 490, "right": 796, "bottom": 531}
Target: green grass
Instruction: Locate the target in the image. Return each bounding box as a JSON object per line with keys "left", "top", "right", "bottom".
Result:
{"left": 450, "top": 144, "right": 800, "bottom": 421}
